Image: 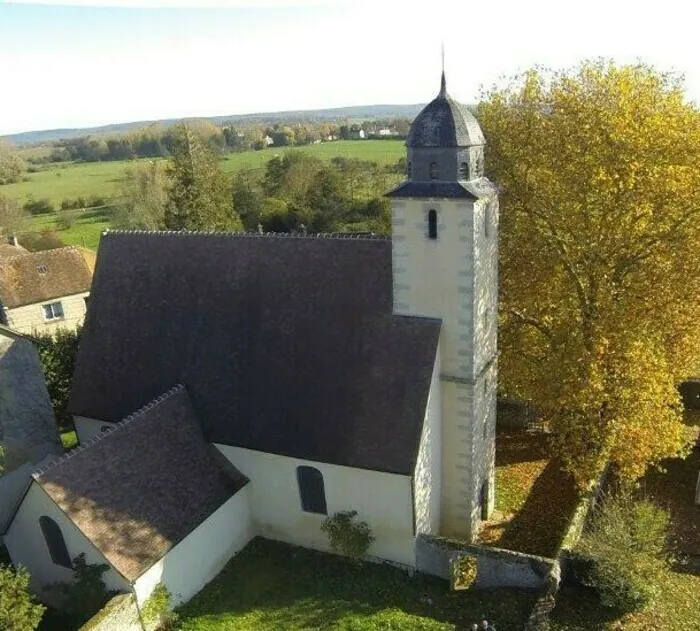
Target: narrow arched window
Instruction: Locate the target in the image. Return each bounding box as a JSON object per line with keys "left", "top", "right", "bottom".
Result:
{"left": 39, "top": 516, "right": 72, "bottom": 568}
{"left": 428, "top": 210, "right": 438, "bottom": 240}
{"left": 297, "top": 466, "right": 327, "bottom": 514}
{"left": 484, "top": 203, "right": 491, "bottom": 237}
{"left": 429, "top": 162, "right": 438, "bottom": 180}
{"left": 459, "top": 162, "right": 469, "bottom": 180}
{"left": 407, "top": 161, "right": 412, "bottom": 178}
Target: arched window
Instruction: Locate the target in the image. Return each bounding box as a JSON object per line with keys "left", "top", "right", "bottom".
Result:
{"left": 429, "top": 162, "right": 438, "bottom": 180}
{"left": 484, "top": 202, "right": 491, "bottom": 237}
{"left": 296, "top": 466, "right": 327, "bottom": 514}
{"left": 407, "top": 161, "right": 412, "bottom": 178}
{"left": 459, "top": 162, "right": 469, "bottom": 180}
{"left": 428, "top": 210, "right": 438, "bottom": 240}
{"left": 39, "top": 516, "right": 72, "bottom": 568}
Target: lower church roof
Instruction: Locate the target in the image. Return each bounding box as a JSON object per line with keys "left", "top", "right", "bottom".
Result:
{"left": 69, "top": 232, "right": 441, "bottom": 476}
{"left": 35, "top": 386, "right": 246, "bottom": 581}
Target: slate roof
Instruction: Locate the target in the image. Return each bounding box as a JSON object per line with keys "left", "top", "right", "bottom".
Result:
{"left": 386, "top": 178, "right": 499, "bottom": 200}
{"left": 70, "top": 231, "right": 441, "bottom": 476}
{"left": 407, "top": 72, "right": 485, "bottom": 148}
{"left": 34, "top": 385, "right": 246, "bottom": 582}
{"left": 0, "top": 246, "right": 94, "bottom": 309}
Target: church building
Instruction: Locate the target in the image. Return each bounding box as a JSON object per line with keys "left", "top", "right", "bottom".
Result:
{"left": 2, "top": 73, "right": 499, "bottom": 609}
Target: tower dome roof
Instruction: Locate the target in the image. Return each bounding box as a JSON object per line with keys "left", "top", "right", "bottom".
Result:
{"left": 407, "top": 72, "right": 485, "bottom": 148}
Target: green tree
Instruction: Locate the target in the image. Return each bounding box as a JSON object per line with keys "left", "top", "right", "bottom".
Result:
{"left": 113, "top": 160, "right": 168, "bottom": 230}
{"left": 0, "top": 194, "right": 28, "bottom": 236}
{"left": 164, "top": 124, "right": 241, "bottom": 231}
{"left": 35, "top": 327, "right": 81, "bottom": 432}
{"left": 0, "top": 565, "right": 45, "bottom": 631}
{"left": 478, "top": 60, "right": 700, "bottom": 486}
{"left": 0, "top": 140, "right": 26, "bottom": 185}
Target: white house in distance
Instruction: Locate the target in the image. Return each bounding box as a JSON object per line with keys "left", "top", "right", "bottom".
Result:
{"left": 0, "top": 244, "right": 95, "bottom": 335}
{"left": 2, "top": 72, "right": 500, "bottom": 609}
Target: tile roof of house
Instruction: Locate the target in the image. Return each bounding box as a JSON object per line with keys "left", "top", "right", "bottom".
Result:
{"left": 0, "top": 246, "right": 94, "bottom": 309}
{"left": 34, "top": 385, "right": 246, "bottom": 582}
{"left": 0, "top": 243, "right": 28, "bottom": 259}
{"left": 69, "top": 231, "right": 441, "bottom": 476}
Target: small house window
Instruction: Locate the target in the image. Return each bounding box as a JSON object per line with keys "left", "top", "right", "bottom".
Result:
{"left": 459, "top": 162, "right": 469, "bottom": 180}
{"left": 428, "top": 210, "right": 438, "bottom": 240}
{"left": 42, "top": 302, "right": 64, "bottom": 321}
{"left": 429, "top": 162, "right": 438, "bottom": 180}
{"left": 39, "top": 516, "right": 72, "bottom": 569}
{"left": 297, "top": 466, "right": 327, "bottom": 514}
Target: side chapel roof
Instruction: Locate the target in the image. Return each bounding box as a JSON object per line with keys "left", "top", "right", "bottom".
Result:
{"left": 34, "top": 385, "right": 246, "bottom": 581}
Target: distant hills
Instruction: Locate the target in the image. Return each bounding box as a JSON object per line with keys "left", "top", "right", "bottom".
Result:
{"left": 5, "top": 103, "right": 426, "bottom": 146}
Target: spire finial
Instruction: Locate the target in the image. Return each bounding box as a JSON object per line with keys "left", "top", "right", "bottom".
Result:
{"left": 439, "top": 42, "right": 447, "bottom": 97}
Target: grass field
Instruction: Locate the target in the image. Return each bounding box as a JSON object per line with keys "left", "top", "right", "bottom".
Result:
{"left": 1, "top": 140, "right": 404, "bottom": 205}
{"left": 175, "top": 538, "right": 537, "bottom": 631}
{"left": 28, "top": 207, "right": 112, "bottom": 250}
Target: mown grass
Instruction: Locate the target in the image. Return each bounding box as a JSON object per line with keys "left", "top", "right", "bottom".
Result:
{"left": 175, "top": 538, "right": 537, "bottom": 631}
{"left": 478, "top": 431, "right": 580, "bottom": 558}
{"left": 1, "top": 140, "right": 404, "bottom": 205}
{"left": 27, "top": 207, "right": 112, "bottom": 251}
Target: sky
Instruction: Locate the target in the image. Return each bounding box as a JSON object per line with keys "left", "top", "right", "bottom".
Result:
{"left": 0, "top": 0, "right": 698, "bottom": 136}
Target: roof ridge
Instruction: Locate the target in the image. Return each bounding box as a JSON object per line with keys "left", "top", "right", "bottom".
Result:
{"left": 102, "top": 229, "right": 389, "bottom": 241}
{"left": 0, "top": 245, "right": 81, "bottom": 263}
{"left": 32, "top": 384, "right": 186, "bottom": 480}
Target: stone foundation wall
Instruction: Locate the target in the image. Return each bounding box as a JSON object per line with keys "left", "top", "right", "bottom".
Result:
{"left": 415, "top": 534, "right": 554, "bottom": 589}
{"left": 79, "top": 594, "right": 143, "bottom": 631}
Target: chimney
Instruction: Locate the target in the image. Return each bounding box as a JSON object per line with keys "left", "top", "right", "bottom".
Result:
{"left": 7, "top": 234, "right": 19, "bottom": 247}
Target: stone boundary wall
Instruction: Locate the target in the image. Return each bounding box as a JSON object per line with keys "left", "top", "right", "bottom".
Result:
{"left": 524, "top": 464, "right": 610, "bottom": 631}
{"left": 79, "top": 594, "right": 143, "bottom": 631}
{"left": 415, "top": 534, "right": 555, "bottom": 589}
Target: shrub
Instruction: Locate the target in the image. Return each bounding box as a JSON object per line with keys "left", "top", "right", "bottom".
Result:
{"left": 56, "top": 210, "right": 78, "bottom": 231}
{"left": 321, "top": 510, "right": 374, "bottom": 561}
{"left": 450, "top": 554, "right": 478, "bottom": 591}
{"left": 573, "top": 493, "right": 670, "bottom": 612}
{"left": 18, "top": 230, "right": 64, "bottom": 252}
{"left": 0, "top": 564, "right": 46, "bottom": 631}
{"left": 45, "top": 553, "right": 116, "bottom": 627}
{"left": 23, "top": 197, "right": 54, "bottom": 215}
{"left": 141, "top": 582, "right": 179, "bottom": 629}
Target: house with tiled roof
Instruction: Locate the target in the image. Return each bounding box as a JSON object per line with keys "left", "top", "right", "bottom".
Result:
{"left": 2, "top": 74, "right": 500, "bottom": 610}
{"left": 0, "top": 244, "right": 95, "bottom": 335}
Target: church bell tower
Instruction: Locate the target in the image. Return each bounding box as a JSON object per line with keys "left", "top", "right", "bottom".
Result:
{"left": 387, "top": 71, "right": 498, "bottom": 541}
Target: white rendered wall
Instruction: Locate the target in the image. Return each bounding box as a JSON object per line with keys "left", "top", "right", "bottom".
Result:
{"left": 391, "top": 195, "right": 499, "bottom": 541}
{"left": 74, "top": 416, "right": 114, "bottom": 444}
{"left": 215, "top": 446, "right": 416, "bottom": 567}
{"left": 413, "top": 351, "right": 441, "bottom": 535}
{"left": 4, "top": 482, "right": 130, "bottom": 600}
{"left": 133, "top": 485, "right": 253, "bottom": 607}
{"left": 4, "top": 292, "right": 89, "bottom": 336}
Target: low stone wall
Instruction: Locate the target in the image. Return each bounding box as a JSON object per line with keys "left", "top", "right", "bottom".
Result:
{"left": 79, "top": 594, "right": 144, "bottom": 631}
{"left": 524, "top": 464, "right": 611, "bottom": 631}
{"left": 416, "top": 534, "right": 554, "bottom": 589}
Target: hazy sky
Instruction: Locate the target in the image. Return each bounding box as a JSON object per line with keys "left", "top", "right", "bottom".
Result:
{"left": 1, "top": 0, "right": 698, "bottom": 135}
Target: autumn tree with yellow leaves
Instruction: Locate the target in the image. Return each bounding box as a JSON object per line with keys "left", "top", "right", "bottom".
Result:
{"left": 478, "top": 61, "right": 700, "bottom": 487}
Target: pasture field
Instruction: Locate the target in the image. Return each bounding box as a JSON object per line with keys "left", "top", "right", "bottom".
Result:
{"left": 1, "top": 140, "right": 405, "bottom": 205}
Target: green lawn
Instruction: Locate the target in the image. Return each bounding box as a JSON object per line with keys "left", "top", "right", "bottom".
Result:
{"left": 28, "top": 206, "right": 112, "bottom": 251}
{"left": 1, "top": 140, "right": 404, "bottom": 206}
{"left": 175, "top": 538, "right": 537, "bottom": 631}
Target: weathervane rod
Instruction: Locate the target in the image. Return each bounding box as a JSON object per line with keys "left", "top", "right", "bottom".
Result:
{"left": 441, "top": 41, "right": 444, "bottom": 74}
